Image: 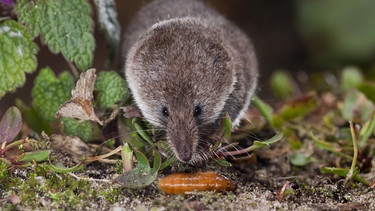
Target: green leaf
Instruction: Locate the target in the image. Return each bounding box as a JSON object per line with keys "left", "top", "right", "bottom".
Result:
{"left": 321, "top": 167, "right": 370, "bottom": 185}
{"left": 219, "top": 132, "right": 283, "bottom": 157}
{"left": 16, "top": 0, "right": 95, "bottom": 70}
{"left": 270, "top": 70, "right": 293, "bottom": 100}
{"left": 290, "top": 153, "right": 314, "bottom": 167}
{"left": 93, "top": 0, "right": 120, "bottom": 62}
{"left": 218, "top": 113, "right": 232, "bottom": 141}
{"left": 151, "top": 153, "right": 162, "bottom": 174}
{"left": 159, "top": 156, "right": 177, "bottom": 170}
{"left": 32, "top": 67, "right": 74, "bottom": 121}
{"left": 133, "top": 121, "right": 153, "bottom": 146}
{"left": 213, "top": 158, "right": 232, "bottom": 167}
{"left": 49, "top": 162, "right": 84, "bottom": 173}
{"left": 18, "top": 150, "right": 51, "bottom": 162}
{"left": 61, "top": 117, "right": 93, "bottom": 141}
{"left": 116, "top": 151, "right": 161, "bottom": 188}
{"left": 247, "top": 132, "right": 284, "bottom": 151}
{"left": 310, "top": 131, "right": 353, "bottom": 160}
{"left": 0, "top": 20, "right": 38, "bottom": 98}
{"left": 358, "top": 113, "right": 375, "bottom": 147}
{"left": 94, "top": 71, "right": 127, "bottom": 109}
{"left": 341, "top": 90, "right": 374, "bottom": 121}
{"left": 252, "top": 95, "right": 273, "bottom": 121}
{"left": 212, "top": 113, "right": 232, "bottom": 150}
{"left": 15, "top": 99, "right": 52, "bottom": 135}
{"left": 271, "top": 93, "right": 318, "bottom": 127}
{"left": 357, "top": 82, "right": 375, "bottom": 104}
{"left": 340, "top": 66, "right": 363, "bottom": 92}
{"left": 0, "top": 106, "right": 22, "bottom": 143}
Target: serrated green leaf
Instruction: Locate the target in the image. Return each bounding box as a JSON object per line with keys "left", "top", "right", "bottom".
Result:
{"left": 94, "top": 71, "right": 127, "bottom": 109}
{"left": 0, "top": 20, "right": 38, "bottom": 98}
{"left": 17, "top": 150, "right": 51, "bottom": 162}
{"left": 32, "top": 67, "right": 74, "bottom": 121}
{"left": 61, "top": 117, "right": 93, "bottom": 141}
{"left": 16, "top": 0, "right": 95, "bottom": 70}
{"left": 93, "top": 0, "right": 120, "bottom": 62}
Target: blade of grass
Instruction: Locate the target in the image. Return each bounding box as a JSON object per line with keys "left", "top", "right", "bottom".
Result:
{"left": 217, "top": 132, "right": 283, "bottom": 157}
{"left": 358, "top": 113, "right": 375, "bottom": 147}
{"left": 252, "top": 95, "right": 273, "bottom": 120}
{"left": 345, "top": 121, "right": 358, "bottom": 185}
{"left": 310, "top": 131, "right": 353, "bottom": 160}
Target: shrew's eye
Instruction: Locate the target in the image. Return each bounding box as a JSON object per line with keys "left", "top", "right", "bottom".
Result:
{"left": 193, "top": 105, "right": 202, "bottom": 117}
{"left": 162, "top": 107, "right": 169, "bottom": 117}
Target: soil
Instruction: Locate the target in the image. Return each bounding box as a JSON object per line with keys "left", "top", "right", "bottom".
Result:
{"left": 2, "top": 143, "right": 373, "bottom": 211}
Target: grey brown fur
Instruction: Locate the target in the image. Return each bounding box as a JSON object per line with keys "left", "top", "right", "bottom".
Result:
{"left": 123, "top": 0, "right": 258, "bottom": 163}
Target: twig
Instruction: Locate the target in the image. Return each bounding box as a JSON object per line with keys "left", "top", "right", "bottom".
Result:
{"left": 68, "top": 172, "right": 112, "bottom": 183}
{"left": 84, "top": 145, "right": 122, "bottom": 164}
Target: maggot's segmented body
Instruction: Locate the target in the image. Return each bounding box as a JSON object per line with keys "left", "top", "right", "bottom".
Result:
{"left": 157, "top": 171, "right": 237, "bottom": 194}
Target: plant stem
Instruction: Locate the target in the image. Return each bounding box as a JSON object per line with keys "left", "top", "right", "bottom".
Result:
{"left": 68, "top": 62, "right": 79, "bottom": 79}
{"left": 345, "top": 121, "right": 358, "bottom": 185}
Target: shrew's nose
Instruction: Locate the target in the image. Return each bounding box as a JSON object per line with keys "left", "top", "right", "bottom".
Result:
{"left": 179, "top": 148, "right": 192, "bottom": 162}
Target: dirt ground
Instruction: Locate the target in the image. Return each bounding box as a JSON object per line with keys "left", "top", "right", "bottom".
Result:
{"left": 73, "top": 154, "right": 375, "bottom": 210}
{"left": 1, "top": 128, "right": 374, "bottom": 210}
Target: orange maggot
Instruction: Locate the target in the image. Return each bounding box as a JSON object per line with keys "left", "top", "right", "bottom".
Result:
{"left": 157, "top": 171, "right": 237, "bottom": 194}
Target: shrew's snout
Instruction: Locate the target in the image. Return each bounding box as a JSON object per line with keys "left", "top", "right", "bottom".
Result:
{"left": 166, "top": 114, "right": 198, "bottom": 163}
{"left": 178, "top": 147, "right": 193, "bottom": 162}
{"left": 169, "top": 130, "right": 196, "bottom": 163}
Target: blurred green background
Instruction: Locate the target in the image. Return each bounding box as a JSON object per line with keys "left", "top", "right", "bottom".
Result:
{"left": 1, "top": 0, "right": 375, "bottom": 113}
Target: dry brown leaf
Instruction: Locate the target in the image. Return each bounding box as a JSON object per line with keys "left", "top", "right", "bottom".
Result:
{"left": 50, "top": 134, "right": 94, "bottom": 163}
{"left": 56, "top": 68, "right": 103, "bottom": 125}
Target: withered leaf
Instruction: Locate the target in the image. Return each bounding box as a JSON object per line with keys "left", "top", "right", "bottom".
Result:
{"left": 56, "top": 68, "right": 103, "bottom": 125}
{"left": 50, "top": 134, "right": 94, "bottom": 163}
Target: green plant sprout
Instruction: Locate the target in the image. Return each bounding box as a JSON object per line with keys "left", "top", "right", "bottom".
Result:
{"left": 268, "top": 67, "right": 375, "bottom": 187}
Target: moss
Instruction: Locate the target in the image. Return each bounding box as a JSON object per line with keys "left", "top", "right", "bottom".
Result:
{"left": 0, "top": 159, "right": 10, "bottom": 189}
{"left": 115, "top": 160, "right": 123, "bottom": 174}
{"left": 0, "top": 163, "right": 100, "bottom": 209}
{"left": 102, "top": 186, "right": 122, "bottom": 204}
